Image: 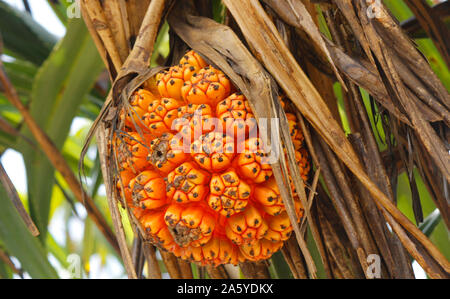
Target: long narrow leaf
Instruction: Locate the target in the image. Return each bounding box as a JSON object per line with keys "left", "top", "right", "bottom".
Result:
{"left": 0, "top": 184, "right": 58, "bottom": 278}
{"left": 18, "top": 18, "right": 104, "bottom": 239}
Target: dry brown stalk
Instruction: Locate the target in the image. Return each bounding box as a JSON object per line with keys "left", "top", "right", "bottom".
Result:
{"left": 0, "top": 163, "right": 39, "bottom": 237}
{"left": 160, "top": 250, "right": 183, "bottom": 279}
{"left": 0, "top": 248, "right": 22, "bottom": 276}
{"left": 142, "top": 242, "right": 162, "bottom": 279}
{"left": 239, "top": 261, "right": 271, "bottom": 279}
{"left": 206, "top": 265, "right": 230, "bottom": 279}
{"left": 222, "top": 0, "right": 450, "bottom": 276}
{"left": 96, "top": 123, "right": 137, "bottom": 278}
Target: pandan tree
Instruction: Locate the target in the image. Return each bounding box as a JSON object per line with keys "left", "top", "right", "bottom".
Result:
{"left": 0, "top": 0, "right": 448, "bottom": 279}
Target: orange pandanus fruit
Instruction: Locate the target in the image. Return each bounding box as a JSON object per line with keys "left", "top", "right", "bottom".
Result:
{"left": 114, "top": 50, "right": 310, "bottom": 266}
{"left": 181, "top": 66, "right": 232, "bottom": 106}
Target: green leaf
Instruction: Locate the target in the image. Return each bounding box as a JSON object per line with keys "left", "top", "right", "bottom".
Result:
{"left": 0, "top": 260, "right": 13, "bottom": 279}
{"left": 0, "top": 184, "right": 58, "bottom": 278}
{"left": 307, "top": 226, "right": 327, "bottom": 279}
{"left": 18, "top": 18, "right": 104, "bottom": 240}
{"left": 150, "top": 22, "right": 170, "bottom": 67}
{"left": 82, "top": 217, "right": 96, "bottom": 275}
{"left": 429, "top": 221, "right": 450, "bottom": 260}
{"left": 2, "top": 59, "right": 37, "bottom": 96}
{"left": 270, "top": 251, "right": 293, "bottom": 279}
{"left": 46, "top": 0, "right": 70, "bottom": 26}
{"left": 0, "top": 130, "right": 17, "bottom": 151}
{"left": 0, "top": 1, "right": 57, "bottom": 65}
{"left": 397, "top": 171, "right": 450, "bottom": 260}
{"left": 212, "top": 0, "right": 226, "bottom": 23}
{"left": 419, "top": 209, "right": 441, "bottom": 237}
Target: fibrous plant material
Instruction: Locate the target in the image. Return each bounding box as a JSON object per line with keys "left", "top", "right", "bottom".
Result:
{"left": 79, "top": 0, "right": 450, "bottom": 279}
{"left": 114, "top": 50, "right": 310, "bottom": 266}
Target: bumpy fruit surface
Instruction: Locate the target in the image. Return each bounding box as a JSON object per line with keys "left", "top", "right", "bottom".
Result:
{"left": 157, "top": 50, "right": 208, "bottom": 101}
{"left": 208, "top": 169, "right": 251, "bottom": 217}
{"left": 216, "top": 92, "right": 257, "bottom": 138}
{"left": 164, "top": 203, "right": 216, "bottom": 247}
{"left": 174, "top": 103, "right": 216, "bottom": 141}
{"left": 115, "top": 50, "right": 310, "bottom": 266}
{"left": 191, "top": 132, "right": 235, "bottom": 172}
{"left": 121, "top": 89, "right": 159, "bottom": 131}
{"left": 166, "top": 162, "right": 211, "bottom": 204}
{"left": 130, "top": 170, "right": 167, "bottom": 210}
{"left": 234, "top": 138, "right": 273, "bottom": 184}
{"left": 115, "top": 132, "right": 152, "bottom": 173}
{"left": 182, "top": 66, "right": 232, "bottom": 106}
{"left": 143, "top": 97, "right": 182, "bottom": 136}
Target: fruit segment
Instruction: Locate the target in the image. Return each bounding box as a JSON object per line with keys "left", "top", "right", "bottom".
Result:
{"left": 118, "top": 169, "right": 135, "bottom": 204}
{"left": 179, "top": 50, "right": 208, "bottom": 70}
{"left": 181, "top": 236, "right": 240, "bottom": 266}
{"left": 264, "top": 210, "right": 301, "bottom": 243}
{"left": 173, "top": 103, "right": 216, "bottom": 141}
{"left": 181, "top": 66, "right": 232, "bottom": 106}
{"left": 286, "top": 113, "right": 304, "bottom": 150}
{"left": 157, "top": 51, "right": 208, "bottom": 101}
{"left": 115, "top": 132, "right": 152, "bottom": 173}
{"left": 234, "top": 138, "right": 273, "bottom": 183}
{"left": 148, "top": 132, "right": 189, "bottom": 174}
{"left": 164, "top": 203, "right": 216, "bottom": 248}
{"left": 225, "top": 205, "right": 268, "bottom": 245}
{"left": 121, "top": 89, "right": 159, "bottom": 131}
{"left": 156, "top": 65, "right": 195, "bottom": 101}
{"left": 208, "top": 169, "right": 251, "bottom": 217}
{"left": 296, "top": 148, "right": 310, "bottom": 182}
{"left": 141, "top": 210, "right": 178, "bottom": 252}
{"left": 166, "top": 162, "right": 210, "bottom": 204}
{"left": 129, "top": 170, "right": 167, "bottom": 210}
{"left": 216, "top": 92, "right": 257, "bottom": 138}
{"left": 117, "top": 169, "right": 147, "bottom": 220}
{"left": 191, "top": 132, "right": 235, "bottom": 172}
{"left": 253, "top": 177, "right": 285, "bottom": 216}
{"left": 240, "top": 239, "right": 283, "bottom": 262}
{"left": 143, "top": 97, "right": 182, "bottom": 137}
